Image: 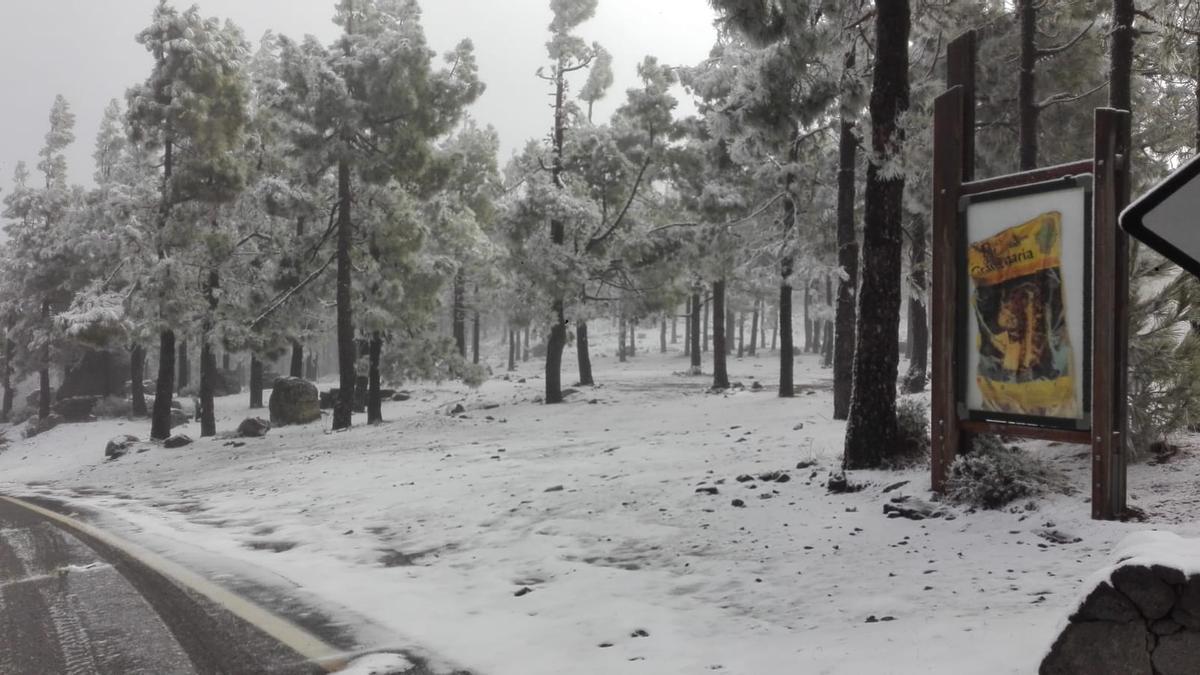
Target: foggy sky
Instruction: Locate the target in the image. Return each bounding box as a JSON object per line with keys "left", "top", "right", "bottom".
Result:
{"left": 0, "top": 0, "right": 718, "bottom": 198}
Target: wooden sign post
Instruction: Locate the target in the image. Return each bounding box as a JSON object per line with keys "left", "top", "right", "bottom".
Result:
{"left": 930, "top": 31, "right": 1130, "bottom": 520}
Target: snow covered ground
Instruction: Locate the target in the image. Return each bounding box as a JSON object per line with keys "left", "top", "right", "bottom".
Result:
{"left": 2, "top": 326, "right": 1200, "bottom": 674}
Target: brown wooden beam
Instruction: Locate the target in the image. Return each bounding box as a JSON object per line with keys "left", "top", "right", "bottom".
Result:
{"left": 960, "top": 160, "right": 1094, "bottom": 196}
{"left": 959, "top": 420, "right": 1090, "bottom": 445}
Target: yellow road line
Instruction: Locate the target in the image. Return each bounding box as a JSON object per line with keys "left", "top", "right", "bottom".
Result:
{"left": 0, "top": 495, "right": 349, "bottom": 672}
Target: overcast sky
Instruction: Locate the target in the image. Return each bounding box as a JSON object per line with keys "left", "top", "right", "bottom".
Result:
{"left": 0, "top": 0, "right": 718, "bottom": 197}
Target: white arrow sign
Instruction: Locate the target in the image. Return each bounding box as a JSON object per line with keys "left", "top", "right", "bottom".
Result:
{"left": 1121, "top": 153, "right": 1200, "bottom": 278}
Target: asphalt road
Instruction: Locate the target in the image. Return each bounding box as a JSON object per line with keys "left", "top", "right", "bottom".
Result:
{"left": 0, "top": 496, "right": 331, "bottom": 675}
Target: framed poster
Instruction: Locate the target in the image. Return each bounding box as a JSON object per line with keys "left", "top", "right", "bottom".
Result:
{"left": 958, "top": 175, "right": 1092, "bottom": 430}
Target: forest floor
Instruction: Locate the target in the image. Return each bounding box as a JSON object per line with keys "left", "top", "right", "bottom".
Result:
{"left": 2, "top": 326, "right": 1200, "bottom": 674}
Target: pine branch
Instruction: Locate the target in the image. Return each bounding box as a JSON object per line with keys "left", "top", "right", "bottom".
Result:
{"left": 1035, "top": 20, "right": 1095, "bottom": 60}
{"left": 248, "top": 251, "right": 337, "bottom": 330}
{"left": 1036, "top": 80, "right": 1108, "bottom": 110}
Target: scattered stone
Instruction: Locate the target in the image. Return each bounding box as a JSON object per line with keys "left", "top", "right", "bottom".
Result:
{"left": 1037, "top": 529, "right": 1082, "bottom": 545}
{"left": 514, "top": 587, "right": 533, "bottom": 597}
{"left": 826, "top": 472, "right": 865, "bottom": 494}
{"left": 735, "top": 474, "right": 755, "bottom": 483}
{"left": 269, "top": 377, "right": 321, "bottom": 426}
{"left": 865, "top": 615, "right": 878, "bottom": 623}
{"left": 882, "top": 497, "right": 948, "bottom": 521}
{"left": 881, "top": 480, "right": 910, "bottom": 494}
{"left": 544, "top": 485, "right": 564, "bottom": 493}
{"left": 758, "top": 470, "right": 790, "bottom": 483}
{"left": 54, "top": 396, "right": 100, "bottom": 422}
{"left": 795, "top": 460, "right": 816, "bottom": 469}
{"left": 695, "top": 487, "right": 719, "bottom": 495}
{"left": 237, "top": 417, "right": 271, "bottom": 438}
{"left": 731, "top": 499, "right": 745, "bottom": 508}
{"left": 105, "top": 434, "right": 139, "bottom": 459}
{"left": 792, "top": 423, "right": 804, "bottom": 431}
{"left": 598, "top": 642, "right": 613, "bottom": 648}
{"left": 751, "top": 381, "right": 763, "bottom": 391}
{"left": 391, "top": 391, "right": 412, "bottom": 402}
{"left": 631, "top": 629, "right": 649, "bottom": 638}
{"left": 163, "top": 434, "right": 193, "bottom": 449}
{"left": 23, "top": 413, "right": 63, "bottom": 438}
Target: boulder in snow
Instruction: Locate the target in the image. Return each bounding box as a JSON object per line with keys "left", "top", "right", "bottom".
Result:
{"left": 237, "top": 417, "right": 271, "bottom": 438}
{"left": 105, "top": 434, "right": 139, "bottom": 459}
{"left": 54, "top": 395, "right": 100, "bottom": 422}
{"left": 23, "top": 413, "right": 63, "bottom": 438}
{"left": 269, "top": 377, "right": 320, "bottom": 426}
{"left": 162, "top": 434, "right": 193, "bottom": 449}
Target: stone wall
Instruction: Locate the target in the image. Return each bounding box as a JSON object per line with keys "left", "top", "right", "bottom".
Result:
{"left": 1042, "top": 534, "right": 1200, "bottom": 675}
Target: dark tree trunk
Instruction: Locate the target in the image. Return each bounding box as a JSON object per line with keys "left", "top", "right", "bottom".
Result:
{"left": 150, "top": 329, "right": 176, "bottom": 440}
{"left": 368, "top": 333, "right": 382, "bottom": 424}
{"left": 544, "top": 59, "right": 569, "bottom": 405}
{"left": 684, "top": 299, "right": 692, "bottom": 356}
{"left": 822, "top": 276, "right": 835, "bottom": 367}
{"left": 803, "top": 279, "right": 813, "bottom": 353}
{"left": 779, "top": 130, "right": 801, "bottom": 397}
{"left": 660, "top": 317, "right": 667, "bottom": 353}
{"left": 472, "top": 286, "right": 480, "bottom": 365}
{"left": 771, "top": 305, "right": 778, "bottom": 352}
{"left": 333, "top": 158, "right": 355, "bottom": 430}
{"left": 618, "top": 312, "right": 627, "bottom": 363}
{"left": 290, "top": 340, "right": 303, "bottom": 378}
{"left": 1, "top": 338, "right": 12, "bottom": 423}
{"left": 1110, "top": 0, "right": 1134, "bottom": 113}
{"left": 176, "top": 340, "right": 189, "bottom": 394}
{"left": 738, "top": 312, "right": 745, "bottom": 358}
{"left": 577, "top": 321, "right": 593, "bottom": 385}
{"left": 1018, "top": 0, "right": 1038, "bottom": 171}
{"left": 689, "top": 291, "right": 702, "bottom": 373}
{"left": 130, "top": 343, "right": 146, "bottom": 417}
{"left": 629, "top": 318, "right": 636, "bottom": 357}
{"left": 712, "top": 280, "right": 729, "bottom": 389}
{"left": 844, "top": 0, "right": 910, "bottom": 469}
{"left": 222, "top": 352, "right": 230, "bottom": 371}
{"left": 508, "top": 328, "right": 517, "bottom": 372}
{"left": 453, "top": 266, "right": 466, "bottom": 357}
{"left": 749, "top": 299, "right": 759, "bottom": 356}
{"left": 671, "top": 310, "right": 678, "bottom": 344}
{"left": 904, "top": 221, "right": 929, "bottom": 392}
{"left": 702, "top": 299, "right": 709, "bottom": 353}
{"left": 200, "top": 341, "right": 216, "bottom": 437}
{"left": 249, "top": 354, "right": 263, "bottom": 409}
{"left": 834, "top": 46, "right": 861, "bottom": 421}
{"left": 37, "top": 299, "right": 50, "bottom": 420}
{"left": 523, "top": 326, "right": 530, "bottom": 362}
{"left": 905, "top": 307, "right": 914, "bottom": 360}
{"left": 724, "top": 307, "right": 735, "bottom": 356}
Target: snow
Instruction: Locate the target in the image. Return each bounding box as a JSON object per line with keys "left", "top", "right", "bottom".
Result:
{"left": 3, "top": 325, "right": 1200, "bottom": 674}
{"left": 341, "top": 652, "right": 413, "bottom": 675}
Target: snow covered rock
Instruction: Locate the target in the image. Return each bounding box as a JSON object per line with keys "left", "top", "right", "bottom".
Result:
{"left": 54, "top": 395, "right": 99, "bottom": 422}
{"left": 169, "top": 408, "right": 189, "bottom": 429}
{"left": 236, "top": 417, "right": 271, "bottom": 438}
{"left": 23, "top": 413, "right": 63, "bottom": 438}
{"left": 269, "top": 377, "right": 320, "bottom": 426}
{"left": 162, "top": 434, "right": 193, "bottom": 449}
{"left": 105, "top": 434, "right": 139, "bottom": 459}
{"left": 1041, "top": 532, "right": 1200, "bottom": 674}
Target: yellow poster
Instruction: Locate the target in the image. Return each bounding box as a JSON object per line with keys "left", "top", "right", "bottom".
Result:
{"left": 968, "top": 212, "right": 1078, "bottom": 418}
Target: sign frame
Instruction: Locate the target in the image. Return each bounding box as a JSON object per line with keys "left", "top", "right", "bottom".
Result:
{"left": 1119, "top": 153, "right": 1200, "bottom": 279}
{"left": 956, "top": 175, "right": 1094, "bottom": 432}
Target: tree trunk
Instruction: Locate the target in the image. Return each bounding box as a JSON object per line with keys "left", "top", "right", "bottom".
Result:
{"left": 671, "top": 310, "right": 678, "bottom": 344}
{"left": 724, "top": 306, "right": 735, "bottom": 356}
{"left": 905, "top": 306, "right": 914, "bottom": 360}
{"left": 129, "top": 343, "right": 146, "bottom": 417}
{"left": 200, "top": 341, "right": 216, "bottom": 437}
{"left": 472, "top": 290, "right": 481, "bottom": 365}
{"left": 333, "top": 158, "right": 355, "bottom": 430}
{"left": 290, "top": 340, "right": 303, "bottom": 378}
{"left": 771, "top": 305, "right": 778, "bottom": 352}
{"left": 713, "top": 280, "right": 730, "bottom": 389}
{"left": 1, "top": 337, "right": 12, "bottom": 423}
{"left": 803, "top": 278, "right": 813, "bottom": 353}
{"left": 629, "top": 318, "right": 636, "bottom": 358}
{"left": 904, "top": 220, "right": 929, "bottom": 392}
{"left": 779, "top": 129, "right": 801, "bottom": 397}
{"left": 834, "top": 45, "right": 861, "bottom": 421}
{"left": 844, "top": 0, "right": 910, "bottom": 469}
{"left": 738, "top": 312, "right": 745, "bottom": 358}
{"left": 508, "top": 328, "right": 517, "bottom": 372}
{"left": 544, "top": 58, "right": 569, "bottom": 405}
{"left": 577, "top": 321, "right": 593, "bottom": 384}
{"left": 689, "top": 291, "right": 702, "bottom": 374}
{"left": 749, "top": 299, "right": 759, "bottom": 356}
{"left": 176, "top": 340, "right": 189, "bottom": 394}
{"left": 453, "top": 266, "right": 466, "bottom": 357}
{"left": 660, "top": 317, "right": 667, "bottom": 353}
{"left": 150, "top": 329, "right": 176, "bottom": 440}
{"left": 618, "top": 311, "right": 627, "bottom": 363}
{"left": 523, "top": 326, "right": 530, "bottom": 362}
{"left": 249, "top": 354, "right": 263, "bottom": 409}
{"left": 822, "top": 276, "right": 835, "bottom": 367}
{"left": 684, "top": 298, "right": 692, "bottom": 356}
{"left": 368, "top": 333, "right": 382, "bottom": 424}
{"left": 702, "top": 298, "right": 709, "bottom": 352}
{"left": 1018, "top": 0, "right": 1038, "bottom": 171}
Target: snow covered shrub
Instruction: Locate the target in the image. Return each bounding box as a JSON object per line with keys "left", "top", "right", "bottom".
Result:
{"left": 92, "top": 395, "right": 131, "bottom": 419}
{"left": 9, "top": 405, "right": 35, "bottom": 426}
{"left": 946, "top": 435, "right": 1066, "bottom": 509}
{"left": 890, "top": 396, "right": 930, "bottom": 468}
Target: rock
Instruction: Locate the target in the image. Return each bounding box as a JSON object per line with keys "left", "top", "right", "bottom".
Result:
{"left": 514, "top": 587, "right": 533, "bottom": 597}
{"left": 391, "top": 391, "right": 411, "bottom": 402}
{"left": 54, "top": 395, "right": 100, "bottom": 422}
{"left": 269, "top": 377, "right": 320, "bottom": 426}
{"left": 169, "top": 408, "right": 190, "bottom": 429}
{"left": 758, "top": 470, "right": 790, "bottom": 483}
{"left": 695, "top": 487, "right": 719, "bottom": 495}
{"left": 1152, "top": 631, "right": 1200, "bottom": 675}
{"left": 735, "top": 474, "right": 755, "bottom": 483}
{"left": 883, "top": 498, "right": 948, "bottom": 521}
{"left": 211, "top": 368, "right": 242, "bottom": 397}
{"left": 319, "top": 389, "right": 337, "bottom": 410}
{"left": 1040, "top": 620, "right": 1151, "bottom": 675}
{"left": 163, "top": 434, "right": 193, "bottom": 449}
{"left": 731, "top": 499, "right": 745, "bottom": 508}
{"left": 1176, "top": 577, "right": 1200, "bottom": 627}
{"left": 882, "top": 480, "right": 910, "bottom": 494}
{"left": 105, "top": 434, "right": 139, "bottom": 459}
{"left": 1151, "top": 619, "right": 1182, "bottom": 636}
{"left": 23, "top": 413, "right": 63, "bottom": 438}
{"left": 1037, "top": 529, "right": 1082, "bottom": 545}
{"left": 795, "top": 460, "right": 816, "bottom": 469}
{"left": 827, "top": 472, "right": 865, "bottom": 494}
{"left": 57, "top": 348, "right": 130, "bottom": 399}
{"left": 544, "top": 485, "right": 564, "bottom": 493}
{"left": 751, "top": 381, "right": 763, "bottom": 391}
{"left": 1073, "top": 582, "right": 1140, "bottom": 623}
{"left": 450, "top": 403, "right": 466, "bottom": 415}
{"left": 1112, "top": 564, "right": 1176, "bottom": 620}
{"left": 237, "top": 417, "right": 271, "bottom": 438}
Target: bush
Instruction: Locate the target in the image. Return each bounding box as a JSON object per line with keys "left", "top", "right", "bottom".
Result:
{"left": 890, "top": 396, "right": 930, "bottom": 468}
{"left": 92, "top": 395, "right": 132, "bottom": 419}
{"left": 946, "top": 435, "right": 1066, "bottom": 509}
